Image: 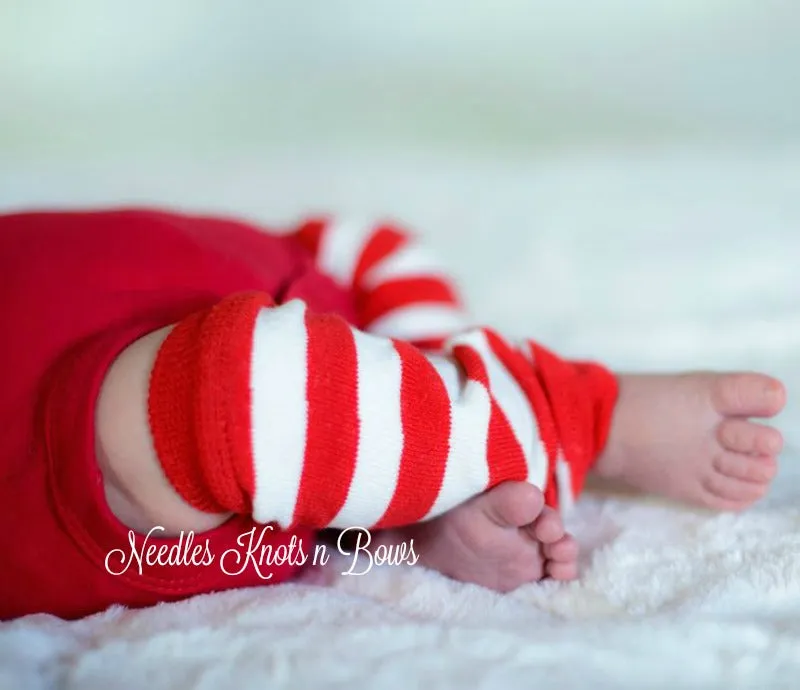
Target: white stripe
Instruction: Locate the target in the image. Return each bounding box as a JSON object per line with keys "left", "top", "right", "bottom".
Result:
{"left": 316, "top": 218, "right": 376, "bottom": 287}
{"left": 330, "top": 329, "right": 405, "bottom": 528}
{"left": 423, "top": 379, "right": 492, "bottom": 520}
{"left": 555, "top": 455, "right": 575, "bottom": 515}
{"left": 427, "top": 353, "right": 464, "bottom": 400}
{"left": 250, "top": 299, "right": 309, "bottom": 528}
{"left": 361, "top": 241, "right": 448, "bottom": 290}
{"left": 367, "top": 304, "right": 468, "bottom": 342}
{"left": 449, "top": 331, "right": 548, "bottom": 490}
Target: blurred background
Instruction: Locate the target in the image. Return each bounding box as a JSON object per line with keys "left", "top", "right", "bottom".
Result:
{"left": 1, "top": 2, "right": 798, "bottom": 448}
{"left": 2, "top": 1, "right": 800, "bottom": 159}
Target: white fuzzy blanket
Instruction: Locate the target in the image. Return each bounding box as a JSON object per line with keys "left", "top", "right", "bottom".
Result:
{"left": 1, "top": 152, "right": 798, "bottom": 689}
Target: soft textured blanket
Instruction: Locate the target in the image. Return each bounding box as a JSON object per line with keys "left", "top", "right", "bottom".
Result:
{"left": 1, "top": 152, "right": 798, "bottom": 689}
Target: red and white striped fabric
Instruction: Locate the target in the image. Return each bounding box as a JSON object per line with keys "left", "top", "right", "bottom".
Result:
{"left": 149, "top": 292, "right": 615, "bottom": 531}
{"left": 290, "top": 217, "right": 467, "bottom": 350}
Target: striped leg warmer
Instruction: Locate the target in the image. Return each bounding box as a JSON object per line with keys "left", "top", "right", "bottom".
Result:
{"left": 148, "top": 292, "right": 617, "bottom": 530}
{"left": 291, "top": 216, "right": 467, "bottom": 350}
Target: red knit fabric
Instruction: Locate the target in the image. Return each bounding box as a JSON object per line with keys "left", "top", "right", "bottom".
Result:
{"left": 530, "top": 344, "right": 619, "bottom": 498}
{"left": 358, "top": 277, "right": 462, "bottom": 329}
{"left": 292, "top": 312, "right": 361, "bottom": 527}
{"left": 292, "top": 217, "right": 327, "bottom": 259}
{"left": 352, "top": 224, "right": 408, "bottom": 287}
{"left": 371, "top": 339, "right": 452, "bottom": 529}
{"left": 149, "top": 293, "right": 272, "bottom": 515}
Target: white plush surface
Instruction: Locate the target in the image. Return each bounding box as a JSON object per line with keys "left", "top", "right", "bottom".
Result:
{"left": 1, "top": 151, "right": 799, "bottom": 689}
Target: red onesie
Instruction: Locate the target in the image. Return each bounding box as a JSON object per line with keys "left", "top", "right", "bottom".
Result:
{"left": 0, "top": 208, "right": 617, "bottom": 621}
{"left": 0, "top": 209, "right": 361, "bottom": 620}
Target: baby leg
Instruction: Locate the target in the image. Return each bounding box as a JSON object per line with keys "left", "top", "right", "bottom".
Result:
{"left": 99, "top": 295, "right": 605, "bottom": 541}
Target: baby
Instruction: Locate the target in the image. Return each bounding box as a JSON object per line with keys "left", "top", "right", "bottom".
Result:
{"left": 0, "top": 208, "right": 786, "bottom": 619}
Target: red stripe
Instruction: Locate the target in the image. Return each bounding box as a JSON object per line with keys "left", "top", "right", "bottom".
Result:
{"left": 373, "top": 339, "right": 451, "bottom": 529}
{"left": 451, "top": 342, "right": 528, "bottom": 488}
{"left": 352, "top": 224, "right": 408, "bottom": 287}
{"left": 149, "top": 310, "right": 213, "bottom": 511}
{"left": 527, "top": 343, "right": 618, "bottom": 503}
{"left": 149, "top": 291, "right": 274, "bottom": 515}
{"left": 572, "top": 361, "right": 619, "bottom": 459}
{"left": 484, "top": 332, "right": 562, "bottom": 506}
{"left": 292, "top": 217, "right": 328, "bottom": 258}
{"left": 358, "top": 276, "right": 461, "bottom": 328}
{"left": 409, "top": 337, "right": 447, "bottom": 352}
{"left": 200, "top": 293, "right": 273, "bottom": 508}
{"left": 292, "top": 312, "right": 360, "bottom": 528}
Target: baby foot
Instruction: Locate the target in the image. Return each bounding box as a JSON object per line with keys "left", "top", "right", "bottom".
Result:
{"left": 594, "top": 372, "right": 786, "bottom": 510}
{"left": 381, "top": 481, "right": 578, "bottom": 592}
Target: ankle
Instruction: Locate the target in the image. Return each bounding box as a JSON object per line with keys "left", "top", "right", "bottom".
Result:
{"left": 592, "top": 441, "right": 628, "bottom": 480}
{"left": 589, "top": 373, "right": 632, "bottom": 480}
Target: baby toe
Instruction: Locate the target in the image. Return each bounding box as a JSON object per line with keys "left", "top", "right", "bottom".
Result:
{"left": 713, "top": 450, "right": 778, "bottom": 483}
{"left": 717, "top": 419, "right": 784, "bottom": 456}
{"left": 543, "top": 534, "right": 578, "bottom": 563}
{"left": 519, "top": 543, "right": 547, "bottom": 584}
{"left": 701, "top": 470, "right": 770, "bottom": 509}
{"left": 712, "top": 373, "right": 787, "bottom": 417}
{"left": 526, "top": 506, "right": 565, "bottom": 544}
{"left": 546, "top": 560, "right": 579, "bottom": 581}
{"left": 482, "top": 481, "right": 545, "bottom": 528}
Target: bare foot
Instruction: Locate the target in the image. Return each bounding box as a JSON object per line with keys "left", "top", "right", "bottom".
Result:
{"left": 378, "top": 482, "right": 579, "bottom": 592}
{"left": 594, "top": 372, "right": 786, "bottom": 511}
